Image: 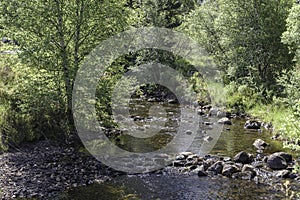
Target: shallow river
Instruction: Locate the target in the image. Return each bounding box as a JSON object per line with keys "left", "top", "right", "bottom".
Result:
{"left": 60, "top": 99, "right": 300, "bottom": 200}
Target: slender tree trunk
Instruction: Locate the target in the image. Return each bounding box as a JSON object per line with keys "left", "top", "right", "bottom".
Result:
{"left": 56, "top": 0, "right": 75, "bottom": 138}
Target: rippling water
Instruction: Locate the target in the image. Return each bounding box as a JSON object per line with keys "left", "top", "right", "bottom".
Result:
{"left": 59, "top": 99, "right": 300, "bottom": 200}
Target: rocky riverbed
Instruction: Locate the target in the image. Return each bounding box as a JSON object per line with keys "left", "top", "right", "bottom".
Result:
{"left": 0, "top": 141, "right": 117, "bottom": 199}
{"left": 166, "top": 150, "right": 299, "bottom": 182}
{"left": 1, "top": 139, "right": 299, "bottom": 199}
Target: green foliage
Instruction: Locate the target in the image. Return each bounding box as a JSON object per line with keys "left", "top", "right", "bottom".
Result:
{"left": 182, "top": 0, "right": 294, "bottom": 100}
{"left": 225, "top": 82, "right": 261, "bottom": 111}
{"left": 276, "top": 69, "right": 300, "bottom": 149}
{"left": 0, "top": 43, "right": 69, "bottom": 149}
{"left": 0, "top": 0, "right": 132, "bottom": 148}
{"left": 137, "top": 0, "right": 196, "bottom": 28}
{"left": 282, "top": 4, "right": 300, "bottom": 65}
{"left": 0, "top": 0, "right": 299, "bottom": 152}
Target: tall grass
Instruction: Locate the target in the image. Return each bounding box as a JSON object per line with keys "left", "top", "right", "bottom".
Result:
{"left": 249, "top": 104, "right": 300, "bottom": 150}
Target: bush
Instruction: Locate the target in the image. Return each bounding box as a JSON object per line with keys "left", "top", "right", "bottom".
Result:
{"left": 0, "top": 43, "right": 68, "bottom": 149}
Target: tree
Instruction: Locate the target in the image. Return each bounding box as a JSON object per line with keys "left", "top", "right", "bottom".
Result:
{"left": 1, "top": 0, "right": 131, "bottom": 142}
{"left": 282, "top": 3, "right": 300, "bottom": 66}
{"left": 183, "top": 0, "right": 294, "bottom": 101}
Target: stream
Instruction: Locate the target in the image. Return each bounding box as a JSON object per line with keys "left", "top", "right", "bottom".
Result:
{"left": 58, "top": 98, "right": 300, "bottom": 200}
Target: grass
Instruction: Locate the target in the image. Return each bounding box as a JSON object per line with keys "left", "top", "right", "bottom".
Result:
{"left": 249, "top": 103, "right": 300, "bottom": 150}
{"left": 249, "top": 104, "right": 289, "bottom": 131}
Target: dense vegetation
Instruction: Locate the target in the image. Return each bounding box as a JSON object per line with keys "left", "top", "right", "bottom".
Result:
{"left": 0, "top": 0, "right": 299, "bottom": 150}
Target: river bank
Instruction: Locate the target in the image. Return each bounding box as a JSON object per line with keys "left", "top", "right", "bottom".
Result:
{"left": 0, "top": 140, "right": 116, "bottom": 199}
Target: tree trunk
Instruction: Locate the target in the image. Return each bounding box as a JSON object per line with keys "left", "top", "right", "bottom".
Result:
{"left": 56, "top": 0, "right": 75, "bottom": 138}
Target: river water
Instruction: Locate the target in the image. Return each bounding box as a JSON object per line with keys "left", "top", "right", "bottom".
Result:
{"left": 59, "top": 99, "right": 300, "bottom": 200}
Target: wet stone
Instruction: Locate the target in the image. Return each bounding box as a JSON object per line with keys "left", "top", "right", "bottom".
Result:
{"left": 222, "top": 164, "right": 240, "bottom": 177}
{"left": 234, "top": 151, "right": 252, "bottom": 164}
{"left": 207, "top": 161, "right": 224, "bottom": 175}
{"left": 253, "top": 139, "right": 268, "bottom": 149}
{"left": 273, "top": 170, "right": 290, "bottom": 178}
{"left": 267, "top": 153, "right": 288, "bottom": 170}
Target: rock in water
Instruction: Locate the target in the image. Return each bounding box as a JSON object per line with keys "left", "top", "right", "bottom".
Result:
{"left": 233, "top": 151, "right": 252, "bottom": 164}
{"left": 222, "top": 164, "right": 240, "bottom": 177}
{"left": 207, "top": 161, "right": 224, "bottom": 174}
{"left": 267, "top": 153, "right": 287, "bottom": 170}
{"left": 244, "top": 120, "right": 261, "bottom": 129}
{"left": 253, "top": 139, "right": 268, "bottom": 149}
{"left": 271, "top": 152, "right": 292, "bottom": 163}
{"left": 217, "top": 117, "right": 232, "bottom": 125}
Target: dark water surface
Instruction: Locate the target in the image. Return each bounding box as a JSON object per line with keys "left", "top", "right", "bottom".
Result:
{"left": 60, "top": 99, "right": 300, "bottom": 200}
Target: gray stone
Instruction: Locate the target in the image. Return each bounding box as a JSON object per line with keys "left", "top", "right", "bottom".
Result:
{"left": 244, "top": 120, "right": 261, "bottom": 129}
{"left": 222, "top": 164, "right": 240, "bottom": 177}
{"left": 222, "top": 157, "right": 232, "bottom": 162}
{"left": 233, "top": 151, "right": 251, "bottom": 164}
{"left": 253, "top": 139, "right": 268, "bottom": 149}
{"left": 197, "top": 109, "right": 205, "bottom": 115}
{"left": 217, "top": 117, "right": 232, "bottom": 125}
{"left": 168, "top": 99, "right": 178, "bottom": 104}
{"left": 271, "top": 152, "right": 292, "bottom": 163}
{"left": 274, "top": 170, "right": 290, "bottom": 178}
{"left": 207, "top": 161, "right": 224, "bottom": 174}
{"left": 267, "top": 153, "right": 287, "bottom": 170}
{"left": 208, "top": 107, "right": 219, "bottom": 116}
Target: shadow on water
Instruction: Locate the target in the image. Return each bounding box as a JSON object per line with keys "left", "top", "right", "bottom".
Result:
{"left": 59, "top": 175, "right": 296, "bottom": 200}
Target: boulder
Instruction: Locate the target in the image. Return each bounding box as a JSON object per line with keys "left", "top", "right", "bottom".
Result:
{"left": 262, "top": 122, "right": 272, "bottom": 129}
{"left": 222, "top": 157, "right": 232, "bottom": 162}
{"left": 196, "top": 165, "right": 208, "bottom": 177}
{"left": 222, "top": 164, "right": 240, "bottom": 177}
{"left": 253, "top": 139, "right": 268, "bottom": 149}
{"left": 271, "top": 152, "right": 292, "bottom": 163}
{"left": 267, "top": 153, "right": 287, "bottom": 170}
{"left": 244, "top": 120, "right": 261, "bottom": 129}
{"left": 217, "top": 117, "right": 232, "bottom": 125}
{"left": 207, "top": 161, "right": 224, "bottom": 174}
{"left": 233, "top": 151, "right": 252, "bottom": 164}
